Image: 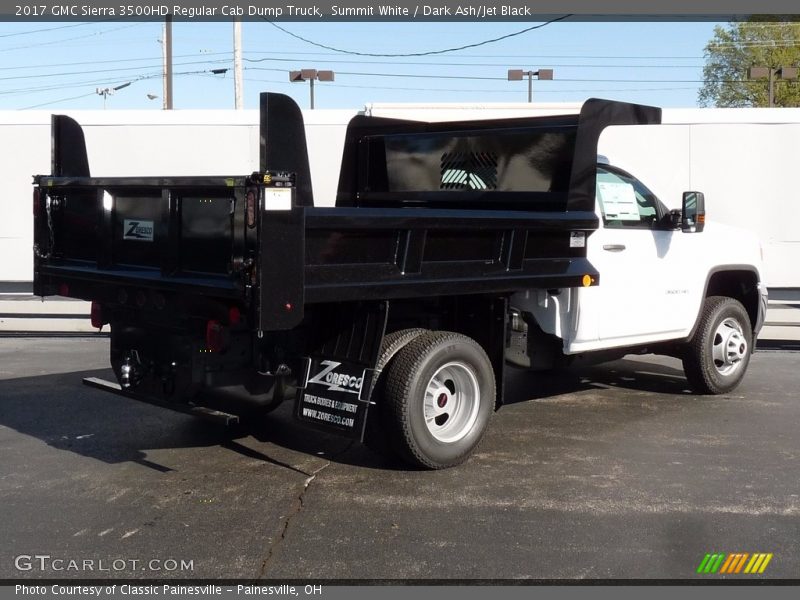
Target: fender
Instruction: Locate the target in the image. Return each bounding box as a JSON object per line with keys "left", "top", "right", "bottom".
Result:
{"left": 683, "top": 264, "right": 762, "bottom": 343}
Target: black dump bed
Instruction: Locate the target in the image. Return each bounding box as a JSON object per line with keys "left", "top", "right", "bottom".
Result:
{"left": 33, "top": 93, "right": 660, "bottom": 332}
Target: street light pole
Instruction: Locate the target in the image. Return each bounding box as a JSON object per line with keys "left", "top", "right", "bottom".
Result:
{"left": 289, "top": 69, "right": 335, "bottom": 109}
{"left": 748, "top": 66, "right": 798, "bottom": 107}
{"left": 527, "top": 71, "right": 532, "bottom": 103}
{"left": 767, "top": 68, "right": 774, "bottom": 107}
{"left": 508, "top": 68, "right": 554, "bottom": 103}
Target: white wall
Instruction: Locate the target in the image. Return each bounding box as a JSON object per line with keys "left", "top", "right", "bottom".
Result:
{"left": 0, "top": 109, "right": 355, "bottom": 282}
{"left": 1, "top": 119, "right": 50, "bottom": 281}
{"left": 598, "top": 119, "right": 800, "bottom": 288}
{"left": 2, "top": 103, "right": 799, "bottom": 288}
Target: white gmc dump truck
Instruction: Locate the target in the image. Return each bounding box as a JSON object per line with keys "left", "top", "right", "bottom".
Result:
{"left": 34, "top": 93, "right": 766, "bottom": 469}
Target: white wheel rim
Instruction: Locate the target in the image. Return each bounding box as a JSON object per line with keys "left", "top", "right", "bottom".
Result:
{"left": 422, "top": 361, "right": 480, "bottom": 443}
{"left": 712, "top": 317, "right": 747, "bottom": 377}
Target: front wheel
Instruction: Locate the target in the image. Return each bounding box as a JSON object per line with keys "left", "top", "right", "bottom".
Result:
{"left": 384, "top": 331, "right": 495, "bottom": 469}
{"left": 682, "top": 296, "right": 753, "bottom": 395}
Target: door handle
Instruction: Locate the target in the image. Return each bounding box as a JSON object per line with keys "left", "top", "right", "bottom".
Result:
{"left": 602, "top": 244, "right": 626, "bottom": 252}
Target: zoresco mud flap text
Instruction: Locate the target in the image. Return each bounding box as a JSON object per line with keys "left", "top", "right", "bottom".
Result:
{"left": 295, "top": 357, "right": 375, "bottom": 439}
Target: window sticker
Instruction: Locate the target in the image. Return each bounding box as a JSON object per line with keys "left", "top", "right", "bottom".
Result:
{"left": 264, "top": 188, "right": 292, "bottom": 211}
{"left": 597, "top": 181, "right": 640, "bottom": 221}
{"left": 569, "top": 231, "right": 586, "bottom": 248}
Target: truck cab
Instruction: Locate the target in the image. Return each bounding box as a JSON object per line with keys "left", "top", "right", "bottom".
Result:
{"left": 510, "top": 162, "right": 767, "bottom": 394}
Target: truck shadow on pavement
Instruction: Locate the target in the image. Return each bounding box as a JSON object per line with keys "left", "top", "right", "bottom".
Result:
{"left": 0, "top": 367, "right": 236, "bottom": 472}
{"left": 0, "top": 356, "right": 695, "bottom": 472}
{"left": 503, "top": 356, "right": 693, "bottom": 406}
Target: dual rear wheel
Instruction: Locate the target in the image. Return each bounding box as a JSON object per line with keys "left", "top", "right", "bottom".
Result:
{"left": 368, "top": 330, "right": 495, "bottom": 469}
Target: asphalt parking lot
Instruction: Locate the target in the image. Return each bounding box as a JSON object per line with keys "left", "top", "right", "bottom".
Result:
{"left": 1, "top": 336, "right": 798, "bottom": 581}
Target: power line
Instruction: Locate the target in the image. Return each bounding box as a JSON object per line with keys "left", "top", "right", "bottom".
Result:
{"left": 17, "top": 69, "right": 222, "bottom": 109}
{"left": 244, "top": 75, "right": 697, "bottom": 95}
{"left": 264, "top": 15, "right": 573, "bottom": 57}
{"left": 244, "top": 66, "right": 743, "bottom": 84}
{"left": 0, "top": 58, "right": 231, "bottom": 82}
{"left": 5, "top": 74, "right": 161, "bottom": 98}
{"left": 0, "top": 62, "right": 739, "bottom": 103}
{"left": 246, "top": 65, "right": 502, "bottom": 81}
{"left": 0, "top": 52, "right": 705, "bottom": 76}
{"left": 0, "top": 51, "right": 233, "bottom": 72}
{"left": 0, "top": 23, "right": 147, "bottom": 53}
{"left": 0, "top": 22, "right": 99, "bottom": 38}
{"left": 248, "top": 49, "right": 708, "bottom": 59}
{"left": 243, "top": 56, "right": 704, "bottom": 69}
{"left": 21, "top": 91, "right": 99, "bottom": 109}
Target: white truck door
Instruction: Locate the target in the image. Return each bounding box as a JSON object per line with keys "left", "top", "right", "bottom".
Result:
{"left": 572, "top": 165, "right": 691, "bottom": 351}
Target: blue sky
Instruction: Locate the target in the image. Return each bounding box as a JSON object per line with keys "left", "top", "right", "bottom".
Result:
{"left": 0, "top": 19, "right": 723, "bottom": 110}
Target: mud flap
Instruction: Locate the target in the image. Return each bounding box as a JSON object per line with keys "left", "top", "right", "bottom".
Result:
{"left": 294, "top": 302, "right": 388, "bottom": 440}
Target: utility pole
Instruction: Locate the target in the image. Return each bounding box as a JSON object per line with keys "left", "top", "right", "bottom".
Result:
{"left": 233, "top": 18, "right": 243, "bottom": 109}
{"left": 164, "top": 13, "right": 173, "bottom": 110}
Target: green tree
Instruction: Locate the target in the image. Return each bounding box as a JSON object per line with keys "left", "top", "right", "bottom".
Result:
{"left": 699, "top": 18, "right": 800, "bottom": 107}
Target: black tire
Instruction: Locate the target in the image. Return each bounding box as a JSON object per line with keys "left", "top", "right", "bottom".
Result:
{"left": 376, "top": 328, "right": 429, "bottom": 372}
{"left": 363, "top": 328, "right": 428, "bottom": 457}
{"left": 682, "top": 296, "right": 753, "bottom": 395}
{"left": 384, "top": 331, "right": 495, "bottom": 469}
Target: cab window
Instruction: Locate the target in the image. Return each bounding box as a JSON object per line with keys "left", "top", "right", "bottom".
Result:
{"left": 596, "top": 166, "right": 666, "bottom": 229}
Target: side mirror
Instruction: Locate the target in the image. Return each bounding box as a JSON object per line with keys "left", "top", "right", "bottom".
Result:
{"left": 681, "top": 191, "right": 705, "bottom": 233}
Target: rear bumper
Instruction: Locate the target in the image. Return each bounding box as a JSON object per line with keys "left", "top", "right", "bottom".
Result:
{"left": 83, "top": 377, "right": 239, "bottom": 425}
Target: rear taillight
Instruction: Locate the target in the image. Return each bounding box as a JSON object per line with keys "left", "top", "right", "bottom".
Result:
{"left": 90, "top": 302, "right": 105, "bottom": 329}
{"left": 246, "top": 189, "right": 257, "bottom": 228}
{"left": 229, "top": 306, "right": 241, "bottom": 326}
{"left": 206, "top": 320, "right": 227, "bottom": 353}
{"left": 58, "top": 283, "right": 70, "bottom": 297}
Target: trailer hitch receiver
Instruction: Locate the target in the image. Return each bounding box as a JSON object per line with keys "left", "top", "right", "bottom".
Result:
{"left": 119, "top": 351, "right": 145, "bottom": 389}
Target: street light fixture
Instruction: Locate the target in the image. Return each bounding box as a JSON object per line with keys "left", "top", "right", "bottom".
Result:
{"left": 747, "top": 66, "right": 798, "bottom": 107}
{"left": 289, "top": 69, "right": 335, "bottom": 109}
{"left": 508, "top": 68, "right": 554, "bottom": 103}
